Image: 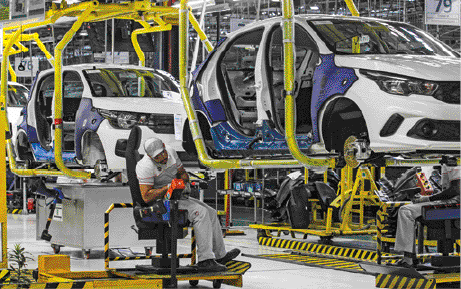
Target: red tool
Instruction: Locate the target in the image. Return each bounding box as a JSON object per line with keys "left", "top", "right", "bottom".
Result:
{"left": 166, "top": 178, "right": 185, "bottom": 200}
{"left": 416, "top": 172, "right": 434, "bottom": 196}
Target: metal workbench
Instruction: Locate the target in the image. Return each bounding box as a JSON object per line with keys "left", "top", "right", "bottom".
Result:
{"left": 36, "top": 183, "right": 154, "bottom": 258}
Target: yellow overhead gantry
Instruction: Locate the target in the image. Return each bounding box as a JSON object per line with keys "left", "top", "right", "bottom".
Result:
{"left": 0, "top": 0, "right": 215, "bottom": 180}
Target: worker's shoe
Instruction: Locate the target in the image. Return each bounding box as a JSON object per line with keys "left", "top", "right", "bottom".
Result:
{"left": 196, "top": 259, "right": 227, "bottom": 272}
{"left": 216, "top": 248, "right": 241, "bottom": 265}
{"left": 387, "top": 259, "right": 418, "bottom": 268}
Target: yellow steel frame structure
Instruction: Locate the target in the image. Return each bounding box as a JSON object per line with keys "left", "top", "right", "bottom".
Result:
{"left": 0, "top": 0, "right": 458, "bottom": 272}
{"left": 0, "top": 0, "right": 214, "bottom": 271}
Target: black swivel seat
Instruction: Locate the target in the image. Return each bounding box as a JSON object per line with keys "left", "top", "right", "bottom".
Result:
{"left": 124, "top": 126, "right": 195, "bottom": 276}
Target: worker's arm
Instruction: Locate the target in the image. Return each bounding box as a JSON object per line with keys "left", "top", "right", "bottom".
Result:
{"left": 177, "top": 165, "right": 190, "bottom": 184}
{"left": 414, "top": 179, "right": 460, "bottom": 203}
{"left": 139, "top": 183, "right": 169, "bottom": 204}
{"left": 429, "top": 179, "right": 460, "bottom": 201}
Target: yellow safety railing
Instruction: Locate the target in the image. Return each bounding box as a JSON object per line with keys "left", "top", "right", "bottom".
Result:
{"left": 179, "top": 0, "right": 302, "bottom": 169}
{"left": 2, "top": 28, "right": 65, "bottom": 176}
{"left": 6, "top": 139, "right": 65, "bottom": 177}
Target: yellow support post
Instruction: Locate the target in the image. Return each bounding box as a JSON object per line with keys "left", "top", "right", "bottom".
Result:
{"left": 281, "top": 0, "right": 335, "bottom": 169}
{"left": 131, "top": 21, "right": 172, "bottom": 67}
{"left": 0, "top": 79, "right": 5, "bottom": 269}
{"left": 8, "top": 62, "right": 16, "bottom": 83}
{"left": 53, "top": 4, "right": 96, "bottom": 179}
{"left": 188, "top": 10, "right": 213, "bottom": 52}
{"left": 344, "top": 0, "right": 360, "bottom": 16}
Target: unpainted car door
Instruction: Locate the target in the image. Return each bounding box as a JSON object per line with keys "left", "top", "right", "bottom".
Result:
{"left": 260, "top": 23, "right": 319, "bottom": 149}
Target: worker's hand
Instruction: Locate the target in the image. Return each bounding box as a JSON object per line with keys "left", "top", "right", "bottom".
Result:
{"left": 413, "top": 195, "right": 430, "bottom": 204}
{"left": 184, "top": 183, "right": 191, "bottom": 193}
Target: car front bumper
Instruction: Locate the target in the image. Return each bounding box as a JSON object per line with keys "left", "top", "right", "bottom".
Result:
{"left": 347, "top": 77, "right": 460, "bottom": 153}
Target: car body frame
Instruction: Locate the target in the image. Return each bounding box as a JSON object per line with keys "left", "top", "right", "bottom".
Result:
{"left": 188, "top": 15, "right": 460, "bottom": 161}
{"left": 14, "top": 64, "right": 189, "bottom": 173}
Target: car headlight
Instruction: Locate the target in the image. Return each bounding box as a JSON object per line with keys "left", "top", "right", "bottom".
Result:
{"left": 96, "top": 108, "right": 175, "bottom": 132}
{"left": 360, "top": 69, "right": 438, "bottom": 96}
{"left": 98, "top": 109, "right": 141, "bottom": 129}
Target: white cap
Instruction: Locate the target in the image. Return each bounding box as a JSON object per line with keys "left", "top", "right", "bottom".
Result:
{"left": 144, "top": 138, "right": 164, "bottom": 158}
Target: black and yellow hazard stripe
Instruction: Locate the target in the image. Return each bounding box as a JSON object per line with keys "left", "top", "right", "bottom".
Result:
{"left": 258, "top": 237, "right": 386, "bottom": 262}
{"left": 225, "top": 260, "right": 251, "bottom": 274}
{"left": 7, "top": 209, "right": 22, "bottom": 214}
{"left": 0, "top": 269, "right": 10, "bottom": 283}
{"left": 191, "top": 229, "right": 196, "bottom": 265}
{"left": 0, "top": 281, "right": 93, "bottom": 288}
{"left": 253, "top": 253, "right": 365, "bottom": 274}
{"left": 109, "top": 253, "right": 192, "bottom": 262}
{"left": 376, "top": 274, "right": 435, "bottom": 289}
{"left": 104, "top": 203, "right": 134, "bottom": 269}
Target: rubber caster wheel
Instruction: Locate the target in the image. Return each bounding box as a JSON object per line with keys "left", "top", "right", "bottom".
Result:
{"left": 145, "top": 247, "right": 153, "bottom": 256}
{"left": 51, "top": 244, "right": 61, "bottom": 254}
{"left": 213, "top": 279, "right": 222, "bottom": 288}
{"left": 83, "top": 250, "right": 91, "bottom": 259}
{"left": 319, "top": 236, "right": 333, "bottom": 245}
{"left": 257, "top": 229, "right": 270, "bottom": 238}
{"left": 189, "top": 280, "right": 199, "bottom": 286}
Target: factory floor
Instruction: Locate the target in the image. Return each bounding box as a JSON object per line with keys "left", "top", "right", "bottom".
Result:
{"left": 7, "top": 206, "right": 379, "bottom": 289}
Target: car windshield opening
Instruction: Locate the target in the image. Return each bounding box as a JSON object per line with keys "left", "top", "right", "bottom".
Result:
{"left": 8, "top": 85, "right": 29, "bottom": 106}
{"left": 309, "top": 19, "right": 459, "bottom": 57}
{"left": 84, "top": 68, "right": 178, "bottom": 97}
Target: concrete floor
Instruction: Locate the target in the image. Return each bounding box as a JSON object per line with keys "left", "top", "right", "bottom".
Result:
{"left": 6, "top": 213, "right": 377, "bottom": 288}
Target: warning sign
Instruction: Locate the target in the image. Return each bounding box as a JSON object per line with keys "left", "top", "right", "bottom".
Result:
{"left": 53, "top": 203, "right": 63, "bottom": 222}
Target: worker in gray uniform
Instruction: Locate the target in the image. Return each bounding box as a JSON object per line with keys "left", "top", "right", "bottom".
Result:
{"left": 136, "top": 137, "right": 241, "bottom": 272}
{"left": 391, "top": 164, "right": 460, "bottom": 268}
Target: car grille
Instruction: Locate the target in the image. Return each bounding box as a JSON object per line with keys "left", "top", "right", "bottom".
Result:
{"left": 433, "top": 82, "right": 460, "bottom": 104}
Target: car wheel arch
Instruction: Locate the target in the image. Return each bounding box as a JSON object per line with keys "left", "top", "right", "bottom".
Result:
{"left": 81, "top": 130, "right": 106, "bottom": 167}
{"left": 320, "top": 97, "right": 369, "bottom": 153}
{"left": 182, "top": 111, "right": 212, "bottom": 155}
{"left": 15, "top": 129, "right": 34, "bottom": 161}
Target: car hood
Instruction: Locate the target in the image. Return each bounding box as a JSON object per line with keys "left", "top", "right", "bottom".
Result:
{"left": 91, "top": 91, "right": 184, "bottom": 113}
{"left": 335, "top": 55, "right": 461, "bottom": 81}
{"left": 7, "top": 107, "right": 23, "bottom": 124}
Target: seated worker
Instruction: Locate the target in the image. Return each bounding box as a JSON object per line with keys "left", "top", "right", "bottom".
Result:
{"left": 136, "top": 138, "right": 241, "bottom": 272}
{"left": 392, "top": 164, "right": 460, "bottom": 268}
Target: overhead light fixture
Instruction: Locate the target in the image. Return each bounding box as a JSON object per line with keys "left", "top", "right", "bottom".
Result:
{"left": 194, "top": 3, "right": 231, "bottom": 14}
{"left": 310, "top": 5, "right": 319, "bottom": 10}
{"left": 79, "top": 29, "right": 88, "bottom": 37}
{"left": 172, "top": 0, "right": 215, "bottom": 9}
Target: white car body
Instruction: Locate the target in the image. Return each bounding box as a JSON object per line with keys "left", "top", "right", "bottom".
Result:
{"left": 190, "top": 15, "right": 460, "bottom": 159}
{"left": 6, "top": 81, "right": 29, "bottom": 142}
{"left": 15, "top": 64, "right": 188, "bottom": 171}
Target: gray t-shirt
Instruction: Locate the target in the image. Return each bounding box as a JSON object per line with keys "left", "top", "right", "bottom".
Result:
{"left": 136, "top": 145, "right": 182, "bottom": 189}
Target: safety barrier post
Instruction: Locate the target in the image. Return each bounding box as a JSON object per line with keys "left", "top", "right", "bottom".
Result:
{"left": 104, "top": 203, "right": 194, "bottom": 270}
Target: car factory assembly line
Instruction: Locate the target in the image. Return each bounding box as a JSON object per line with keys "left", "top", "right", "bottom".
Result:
{"left": 0, "top": 0, "right": 459, "bottom": 289}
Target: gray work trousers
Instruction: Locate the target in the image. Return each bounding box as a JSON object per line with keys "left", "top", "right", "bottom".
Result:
{"left": 394, "top": 200, "right": 455, "bottom": 253}
{"left": 178, "top": 198, "right": 226, "bottom": 262}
